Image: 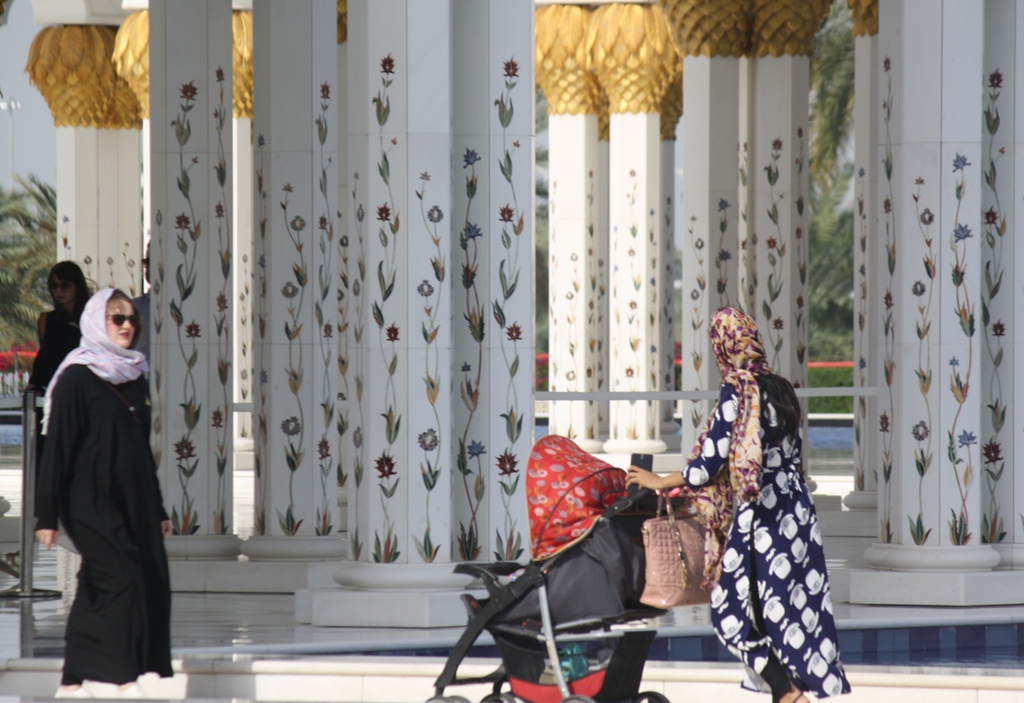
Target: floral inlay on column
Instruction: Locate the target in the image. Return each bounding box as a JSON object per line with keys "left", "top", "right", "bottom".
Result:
{"left": 715, "top": 198, "right": 732, "bottom": 308}
{"left": 457, "top": 145, "right": 485, "bottom": 561}
{"left": 371, "top": 54, "right": 401, "bottom": 563}
{"left": 879, "top": 55, "right": 896, "bottom": 543}
{"left": 346, "top": 172, "right": 367, "bottom": 559}
{"left": 211, "top": 67, "right": 233, "bottom": 535}
{"left": 980, "top": 68, "right": 1008, "bottom": 545}
{"left": 493, "top": 57, "right": 525, "bottom": 562}
{"left": 254, "top": 133, "right": 269, "bottom": 536}
{"left": 761, "top": 137, "right": 787, "bottom": 369}
{"left": 738, "top": 142, "right": 755, "bottom": 316}
{"left": 169, "top": 80, "right": 203, "bottom": 536}
{"left": 413, "top": 172, "right": 445, "bottom": 562}
{"left": 945, "top": 152, "right": 976, "bottom": 546}
{"left": 278, "top": 182, "right": 308, "bottom": 536}
{"left": 152, "top": 210, "right": 165, "bottom": 470}
{"left": 908, "top": 178, "right": 936, "bottom": 545}
{"left": 792, "top": 129, "right": 807, "bottom": 379}
{"left": 586, "top": 168, "right": 604, "bottom": 426}
{"left": 314, "top": 81, "right": 336, "bottom": 537}
{"left": 854, "top": 167, "right": 868, "bottom": 491}
{"left": 685, "top": 213, "right": 706, "bottom": 433}
{"left": 618, "top": 170, "right": 644, "bottom": 441}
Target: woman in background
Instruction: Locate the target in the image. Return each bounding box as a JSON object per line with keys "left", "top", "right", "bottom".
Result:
{"left": 25, "top": 261, "right": 90, "bottom": 392}
{"left": 627, "top": 307, "right": 850, "bottom": 703}
{"left": 35, "top": 288, "right": 172, "bottom": 698}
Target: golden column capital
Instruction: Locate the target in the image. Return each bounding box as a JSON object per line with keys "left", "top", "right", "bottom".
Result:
{"left": 847, "top": 0, "right": 878, "bottom": 37}
{"left": 657, "top": 0, "right": 749, "bottom": 58}
{"left": 536, "top": 4, "right": 599, "bottom": 116}
{"left": 113, "top": 10, "right": 149, "bottom": 119}
{"left": 233, "top": 10, "right": 253, "bottom": 119}
{"left": 338, "top": 0, "right": 347, "bottom": 44}
{"left": 750, "top": 0, "right": 831, "bottom": 58}
{"left": 660, "top": 53, "right": 682, "bottom": 141}
{"left": 28, "top": 24, "right": 139, "bottom": 129}
{"left": 587, "top": 3, "right": 679, "bottom": 115}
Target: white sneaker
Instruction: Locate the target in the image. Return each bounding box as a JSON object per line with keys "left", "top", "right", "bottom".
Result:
{"left": 115, "top": 682, "right": 146, "bottom": 699}
{"left": 54, "top": 685, "right": 91, "bottom": 698}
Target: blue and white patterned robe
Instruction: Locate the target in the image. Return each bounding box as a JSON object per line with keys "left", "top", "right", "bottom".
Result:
{"left": 684, "top": 383, "right": 851, "bottom": 698}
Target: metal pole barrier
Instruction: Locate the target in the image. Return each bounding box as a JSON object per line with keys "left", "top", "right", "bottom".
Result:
{"left": 0, "top": 390, "right": 57, "bottom": 599}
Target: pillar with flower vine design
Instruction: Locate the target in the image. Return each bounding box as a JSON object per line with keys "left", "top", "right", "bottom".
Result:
{"left": 587, "top": 3, "right": 678, "bottom": 456}
{"left": 451, "top": 0, "right": 534, "bottom": 563}
{"left": 660, "top": 0, "right": 747, "bottom": 452}
{"left": 851, "top": 1, "right": 1004, "bottom": 606}
{"left": 245, "top": 0, "right": 342, "bottom": 556}
{"left": 746, "top": 0, "right": 827, "bottom": 389}
{"left": 979, "top": 0, "right": 1024, "bottom": 569}
{"left": 343, "top": 0, "right": 457, "bottom": 566}
{"left": 148, "top": 0, "right": 240, "bottom": 555}
{"left": 536, "top": 4, "right": 604, "bottom": 455}
{"left": 844, "top": 0, "right": 880, "bottom": 512}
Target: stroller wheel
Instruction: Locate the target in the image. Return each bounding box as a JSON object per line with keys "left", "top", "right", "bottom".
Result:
{"left": 426, "top": 697, "right": 472, "bottom": 703}
{"left": 480, "top": 694, "right": 517, "bottom": 703}
{"left": 560, "top": 697, "right": 596, "bottom": 703}
{"left": 633, "top": 693, "right": 671, "bottom": 703}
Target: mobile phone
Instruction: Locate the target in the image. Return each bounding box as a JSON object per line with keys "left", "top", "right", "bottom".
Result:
{"left": 629, "top": 453, "right": 654, "bottom": 496}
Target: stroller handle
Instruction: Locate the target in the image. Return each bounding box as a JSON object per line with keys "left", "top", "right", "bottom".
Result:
{"left": 602, "top": 487, "right": 653, "bottom": 519}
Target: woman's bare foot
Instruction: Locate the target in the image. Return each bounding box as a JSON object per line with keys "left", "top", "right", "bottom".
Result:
{"left": 780, "top": 686, "right": 809, "bottom": 703}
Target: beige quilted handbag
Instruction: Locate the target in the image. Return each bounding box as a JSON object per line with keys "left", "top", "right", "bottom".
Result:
{"left": 640, "top": 494, "right": 710, "bottom": 608}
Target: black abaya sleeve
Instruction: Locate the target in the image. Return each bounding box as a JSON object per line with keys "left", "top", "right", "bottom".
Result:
{"left": 36, "top": 366, "right": 89, "bottom": 530}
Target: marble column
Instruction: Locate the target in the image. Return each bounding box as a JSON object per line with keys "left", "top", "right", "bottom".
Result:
{"left": 535, "top": 4, "right": 603, "bottom": 453}
{"left": 27, "top": 25, "right": 145, "bottom": 294}
{"left": 852, "top": 1, "right": 1003, "bottom": 603}
{"left": 334, "top": 1, "right": 350, "bottom": 533}
{"left": 588, "top": 3, "right": 677, "bottom": 456}
{"left": 737, "top": 56, "right": 757, "bottom": 318}
{"left": 981, "top": 0, "right": 1024, "bottom": 567}
{"left": 451, "top": 0, "right": 534, "bottom": 563}
{"left": 148, "top": 0, "right": 241, "bottom": 557}
{"left": 659, "top": 0, "right": 748, "bottom": 450}
{"left": 232, "top": 10, "right": 254, "bottom": 447}
{"left": 845, "top": 0, "right": 880, "bottom": 512}
{"left": 596, "top": 90, "right": 611, "bottom": 443}
{"left": 344, "top": 0, "right": 456, "bottom": 565}
{"left": 246, "top": 0, "right": 342, "bottom": 558}
{"left": 659, "top": 58, "right": 682, "bottom": 449}
{"left": 747, "top": 0, "right": 827, "bottom": 388}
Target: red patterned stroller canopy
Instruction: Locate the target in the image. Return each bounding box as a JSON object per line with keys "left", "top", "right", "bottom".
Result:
{"left": 527, "top": 436, "right": 628, "bottom": 561}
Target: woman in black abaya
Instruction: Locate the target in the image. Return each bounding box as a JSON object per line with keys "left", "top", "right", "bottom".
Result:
{"left": 35, "top": 287, "right": 173, "bottom": 698}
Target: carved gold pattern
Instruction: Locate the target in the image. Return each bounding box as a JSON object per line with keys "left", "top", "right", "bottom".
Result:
{"left": 587, "top": 3, "right": 679, "bottom": 115}
{"left": 233, "top": 11, "right": 254, "bottom": 119}
{"left": 847, "top": 0, "right": 878, "bottom": 37}
{"left": 113, "top": 11, "right": 149, "bottom": 119}
{"left": 657, "top": 0, "right": 749, "bottom": 58}
{"left": 660, "top": 53, "right": 683, "bottom": 141}
{"left": 338, "top": 0, "right": 347, "bottom": 44}
{"left": 750, "top": 0, "right": 831, "bottom": 57}
{"left": 596, "top": 86, "right": 610, "bottom": 141}
{"left": 536, "top": 5, "right": 599, "bottom": 116}
{"left": 28, "top": 25, "right": 140, "bottom": 129}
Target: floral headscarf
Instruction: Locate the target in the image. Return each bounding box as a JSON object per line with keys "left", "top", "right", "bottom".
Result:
{"left": 43, "top": 288, "right": 148, "bottom": 434}
{"left": 671, "top": 307, "right": 772, "bottom": 590}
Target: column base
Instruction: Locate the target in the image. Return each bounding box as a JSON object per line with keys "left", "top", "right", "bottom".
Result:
{"left": 241, "top": 535, "right": 346, "bottom": 561}
{"left": 573, "top": 438, "right": 606, "bottom": 454}
{"left": 164, "top": 534, "right": 243, "bottom": 560}
{"left": 602, "top": 438, "right": 667, "bottom": 455}
{"left": 992, "top": 543, "right": 1024, "bottom": 570}
{"left": 332, "top": 561, "right": 474, "bottom": 590}
{"left": 301, "top": 586, "right": 480, "bottom": 628}
{"left": 863, "top": 543, "right": 1000, "bottom": 571}
{"left": 850, "top": 567, "right": 1024, "bottom": 606}
{"left": 842, "top": 489, "right": 877, "bottom": 511}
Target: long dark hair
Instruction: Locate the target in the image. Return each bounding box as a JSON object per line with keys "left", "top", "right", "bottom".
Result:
{"left": 47, "top": 261, "right": 90, "bottom": 322}
{"left": 756, "top": 373, "right": 801, "bottom": 437}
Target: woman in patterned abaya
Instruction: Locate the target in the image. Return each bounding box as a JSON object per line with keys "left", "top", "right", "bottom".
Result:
{"left": 35, "top": 288, "right": 173, "bottom": 698}
{"left": 626, "top": 308, "right": 850, "bottom": 703}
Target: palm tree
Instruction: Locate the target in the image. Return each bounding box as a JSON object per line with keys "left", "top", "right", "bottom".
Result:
{"left": 810, "top": 0, "right": 855, "bottom": 193}
{"left": 0, "top": 175, "right": 57, "bottom": 348}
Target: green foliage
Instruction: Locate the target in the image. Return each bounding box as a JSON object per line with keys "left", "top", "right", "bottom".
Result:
{"left": 807, "top": 364, "right": 853, "bottom": 414}
{"left": 0, "top": 175, "right": 57, "bottom": 349}
{"left": 810, "top": 1, "right": 855, "bottom": 193}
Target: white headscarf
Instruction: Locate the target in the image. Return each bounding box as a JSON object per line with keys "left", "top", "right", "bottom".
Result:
{"left": 42, "top": 288, "right": 149, "bottom": 434}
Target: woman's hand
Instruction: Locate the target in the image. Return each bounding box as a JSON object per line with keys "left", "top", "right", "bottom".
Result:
{"left": 161, "top": 520, "right": 173, "bottom": 537}
{"left": 35, "top": 529, "right": 58, "bottom": 549}
{"left": 625, "top": 465, "right": 684, "bottom": 491}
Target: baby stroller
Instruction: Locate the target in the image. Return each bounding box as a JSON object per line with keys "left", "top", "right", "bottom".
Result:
{"left": 431, "top": 436, "right": 670, "bottom": 703}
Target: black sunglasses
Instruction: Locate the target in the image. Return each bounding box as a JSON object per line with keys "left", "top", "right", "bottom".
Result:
{"left": 108, "top": 314, "right": 141, "bottom": 328}
{"left": 48, "top": 280, "right": 74, "bottom": 291}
